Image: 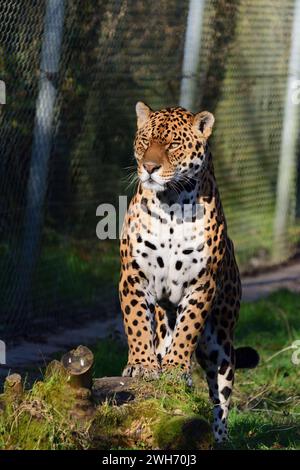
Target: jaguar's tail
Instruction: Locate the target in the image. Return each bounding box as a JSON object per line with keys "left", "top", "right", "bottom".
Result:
{"left": 235, "top": 346, "right": 260, "bottom": 369}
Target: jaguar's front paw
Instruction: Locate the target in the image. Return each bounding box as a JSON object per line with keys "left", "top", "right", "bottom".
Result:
{"left": 160, "top": 357, "right": 193, "bottom": 387}
{"left": 122, "top": 363, "right": 161, "bottom": 380}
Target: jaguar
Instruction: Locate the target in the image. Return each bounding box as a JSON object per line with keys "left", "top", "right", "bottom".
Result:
{"left": 119, "top": 102, "right": 259, "bottom": 442}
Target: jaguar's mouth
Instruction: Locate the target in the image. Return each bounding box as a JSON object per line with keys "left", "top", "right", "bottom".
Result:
{"left": 139, "top": 170, "right": 166, "bottom": 192}
{"left": 142, "top": 178, "right": 165, "bottom": 192}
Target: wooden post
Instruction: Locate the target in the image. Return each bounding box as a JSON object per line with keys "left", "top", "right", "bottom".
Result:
{"left": 4, "top": 374, "right": 23, "bottom": 403}
{"left": 61, "top": 345, "right": 94, "bottom": 390}
{"left": 61, "top": 345, "right": 95, "bottom": 421}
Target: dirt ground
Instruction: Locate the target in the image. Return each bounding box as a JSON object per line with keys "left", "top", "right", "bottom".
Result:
{"left": 242, "top": 257, "right": 300, "bottom": 300}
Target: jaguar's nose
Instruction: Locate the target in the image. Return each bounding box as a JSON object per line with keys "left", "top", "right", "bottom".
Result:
{"left": 143, "top": 161, "right": 161, "bottom": 175}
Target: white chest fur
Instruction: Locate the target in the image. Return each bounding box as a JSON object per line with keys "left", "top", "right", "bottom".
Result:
{"left": 132, "top": 193, "right": 208, "bottom": 305}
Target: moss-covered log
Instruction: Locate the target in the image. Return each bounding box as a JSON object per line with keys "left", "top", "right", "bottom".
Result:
{"left": 0, "top": 367, "right": 213, "bottom": 450}
{"left": 90, "top": 375, "right": 213, "bottom": 450}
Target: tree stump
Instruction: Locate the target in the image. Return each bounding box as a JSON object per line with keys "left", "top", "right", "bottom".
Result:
{"left": 4, "top": 374, "right": 23, "bottom": 404}
{"left": 61, "top": 345, "right": 94, "bottom": 389}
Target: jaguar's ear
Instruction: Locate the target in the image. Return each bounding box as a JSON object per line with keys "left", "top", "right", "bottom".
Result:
{"left": 193, "top": 111, "right": 215, "bottom": 139}
{"left": 136, "top": 101, "right": 152, "bottom": 129}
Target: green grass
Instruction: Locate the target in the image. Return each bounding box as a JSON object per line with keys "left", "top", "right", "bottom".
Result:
{"left": 225, "top": 289, "right": 300, "bottom": 449}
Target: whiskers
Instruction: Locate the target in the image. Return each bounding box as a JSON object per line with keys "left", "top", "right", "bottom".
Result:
{"left": 166, "top": 180, "right": 182, "bottom": 196}
{"left": 122, "top": 164, "right": 139, "bottom": 191}
{"left": 166, "top": 173, "right": 197, "bottom": 195}
{"left": 122, "top": 164, "right": 198, "bottom": 196}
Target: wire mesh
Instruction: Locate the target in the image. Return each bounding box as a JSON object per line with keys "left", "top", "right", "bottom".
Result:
{"left": 0, "top": 0, "right": 299, "bottom": 337}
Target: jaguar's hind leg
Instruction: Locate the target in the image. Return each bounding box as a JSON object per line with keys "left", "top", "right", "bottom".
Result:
{"left": 196, "top": 318, "right": 236, "bottom": 443}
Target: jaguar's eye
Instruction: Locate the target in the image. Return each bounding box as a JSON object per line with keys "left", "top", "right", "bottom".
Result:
{"left": 141, "top": 138, "right": 149, "bottom": 148}
{"left": 168, "top": 142, "right": 181, "bottom": 151}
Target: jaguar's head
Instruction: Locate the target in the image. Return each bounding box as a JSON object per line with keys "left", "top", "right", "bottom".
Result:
{"left": 134, "top": 102, "right": 214, "bottom": 192}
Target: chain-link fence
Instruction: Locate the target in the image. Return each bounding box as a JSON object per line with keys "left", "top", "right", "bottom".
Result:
{"left": 0, "top": 0, "right": 299, "bottom": 337}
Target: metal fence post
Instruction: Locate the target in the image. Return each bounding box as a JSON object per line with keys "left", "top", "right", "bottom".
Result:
{"left": 13, "top": 0, "right": 65, "bottom": 328}
{"left": 273, "top": 0, "right": 300, "bottom": 262}
{"left": 179, "top": 0, "right": 205, "bottom": 111}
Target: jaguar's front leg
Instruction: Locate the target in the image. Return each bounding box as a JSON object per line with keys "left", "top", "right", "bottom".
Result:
{"left": 120, "top": 271, "right": 160, "bottom": 379}
{"left": 161, "top": 277, "right": 216, "bottom": 377}
{"left": 153, "top": 305, "right": 173, "bottom": 361}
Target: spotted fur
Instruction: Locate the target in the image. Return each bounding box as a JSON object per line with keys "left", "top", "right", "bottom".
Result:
{"left": 119, "top": 102, "right": 257, "bottom": 443}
